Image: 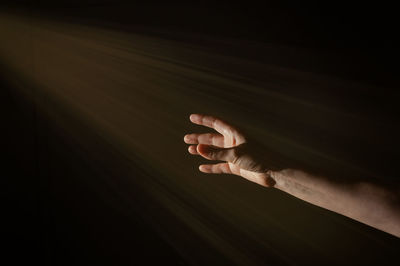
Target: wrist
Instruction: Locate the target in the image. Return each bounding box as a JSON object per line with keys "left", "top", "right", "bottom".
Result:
{"left": 267, "top": 168, "right": 295, "bottom": 190}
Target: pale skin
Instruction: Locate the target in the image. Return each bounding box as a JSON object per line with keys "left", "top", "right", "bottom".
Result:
{"left": 184, "top": 114, "right": 400, "bottom": 238}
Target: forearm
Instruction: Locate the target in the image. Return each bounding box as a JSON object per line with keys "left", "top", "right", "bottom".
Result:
{"left": 270, "top": 169, "right": 400, "bottom": 238}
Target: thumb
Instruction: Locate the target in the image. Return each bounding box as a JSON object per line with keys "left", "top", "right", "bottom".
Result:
{"left": 197, "top": 144, "right": 236, "bottom": 162}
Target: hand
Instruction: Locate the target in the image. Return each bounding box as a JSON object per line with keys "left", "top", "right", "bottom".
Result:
{"left": 184, "top": 114, "right": 276, "bottom": 187}
{"left": 185, "top": 115, "right": 400, "bottom": 238}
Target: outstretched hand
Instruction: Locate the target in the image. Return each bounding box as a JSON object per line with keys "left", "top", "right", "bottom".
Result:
{"left": 184, "top": 114, "right": 400, "bottom": 237}
{"left": 184, "top": 114, "right": 275, "bottom": 187}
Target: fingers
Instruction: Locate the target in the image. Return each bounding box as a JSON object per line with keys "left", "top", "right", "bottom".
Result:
{"left": 196, "top": 144, "right": 236, "bottom": 162}
{"left": 199, "top": 163, "right": 232, "bottom": 174}
{"left": 184, "top": 133, "right": 225, "bottom": 147}
{"left": 199, "top": 162, "right": 275, "bottom": 187}
{"left": 189, "top": 114, "right": 237, "bottom": 137}
{"left": 199, "top": 162, "right": 242, "bottom": 176}
{"left": 187, "top": 143, "right": 236, "bottom": 164}
{"left": 188, "top": 145, "right": 198, "bottom": 155}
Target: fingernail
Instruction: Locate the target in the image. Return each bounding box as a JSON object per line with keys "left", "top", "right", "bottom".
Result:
{"left": 188, "top": 145, "right": 196, "bottom": 154}
{"left": 190, "top": 114, "right": 199, "bottom": 122}
{"left": 184, "top": 134, "right": 191, "bottom": 142}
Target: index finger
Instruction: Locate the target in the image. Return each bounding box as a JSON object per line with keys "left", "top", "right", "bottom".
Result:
{"left": 189, "top": 114, "right": 237, "bottom": 136}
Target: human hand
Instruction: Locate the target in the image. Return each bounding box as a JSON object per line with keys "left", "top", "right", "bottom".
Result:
{"left": 184, "top": 114, "right": 276, "bottom": 187}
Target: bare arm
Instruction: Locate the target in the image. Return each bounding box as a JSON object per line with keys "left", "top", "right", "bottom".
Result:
{"left": 184, "top": 114, "right": 400, "bottom": 238}
{"left": 272, "top": 169, "right": 400, "bottom": 237}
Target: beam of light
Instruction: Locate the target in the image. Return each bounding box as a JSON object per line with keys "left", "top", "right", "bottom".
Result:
{"left": 1, "top": 10, "right": 398, "bottom": 265}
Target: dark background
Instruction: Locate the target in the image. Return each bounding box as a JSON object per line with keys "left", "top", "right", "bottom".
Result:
{"left": 1, "top": 1, "right": 399, "bottom": 265}
{"left": 8, "top": 1, "right": 400, "bottom": 85}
